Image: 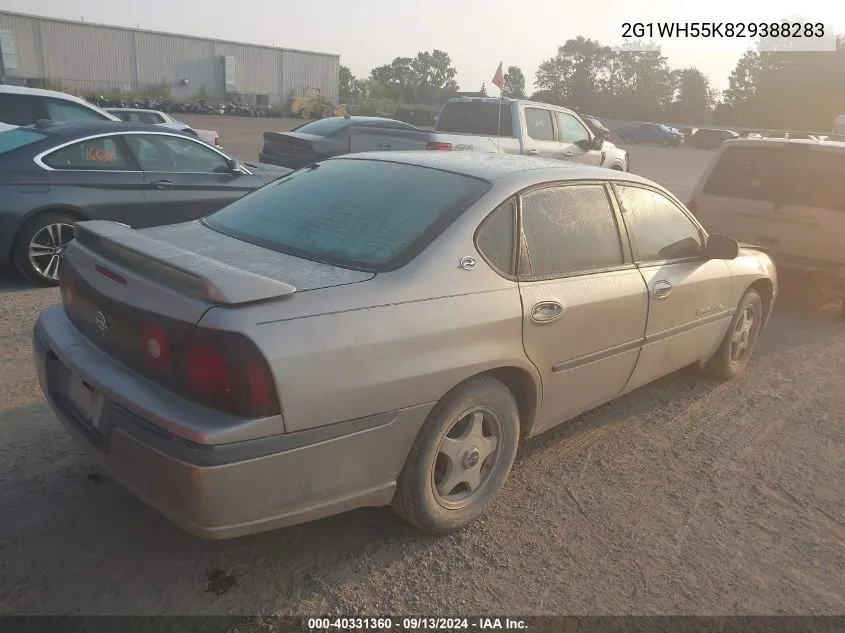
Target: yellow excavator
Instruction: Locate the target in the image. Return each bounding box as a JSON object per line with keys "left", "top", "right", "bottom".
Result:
{"left": 289, "top": 88, "right": 348, "bottom": 119}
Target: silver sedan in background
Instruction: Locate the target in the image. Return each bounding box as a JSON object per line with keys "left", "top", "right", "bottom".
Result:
{"left": 33, "top": 152, "right": 777, "bottom": 539}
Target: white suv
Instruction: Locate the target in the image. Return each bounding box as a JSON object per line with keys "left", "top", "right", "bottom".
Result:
{"left": 0, "top": 85, "right": 118, "bottom": 129}
{"left": 688, "top": 137, "right": 845, "bottom": 314}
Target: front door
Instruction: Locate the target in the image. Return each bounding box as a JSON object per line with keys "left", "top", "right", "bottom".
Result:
{"left": 521, "top": 106, "right": 561, "bottom": 159}
{"left": 556, "top": 111, "right": 602, "bottom": 165}
{"left": 124, "top": 133, "right": 262, "bottom": 227}
{"left": 516, "top": 182, "right": 649, "bottom": 435}
{"left": 39, "top": 134, "right": 147, "bottom": 227}
{"left": 613, "top": 184, "right": 734, "bottom": 393}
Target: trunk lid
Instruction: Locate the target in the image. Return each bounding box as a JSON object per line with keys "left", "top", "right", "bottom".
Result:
{"left": 261, "top": 131, "right": 320, "bottom": 155}
{"left": 61, "top": 220, "right": 373, "bottom": 371}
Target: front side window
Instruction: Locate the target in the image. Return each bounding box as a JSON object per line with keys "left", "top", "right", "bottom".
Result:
{"left": 616, "top": 185, "right": 703, "bottom": 262}
{"left": 204, "top": 158, "right": 490, "bottom": 270}
{"left": 42, "top": 136, "right": 135, "bottom": 170}
{"left": 778, "top": 148, "right": 845, "bottom": 212}
{"left": 44, "top": 98, "right": 110, "bottom": 122}
{"left": 519, "top": 184, "right": 624, "bottom": 277}
{"left": 124, "top": 134, "right": 229, "bottom": 173}
{"left": 556, "top": 112, "right": 590, "bottom": 144}
{"left": 525, "top": 108, "right": 555, "bottom": 142}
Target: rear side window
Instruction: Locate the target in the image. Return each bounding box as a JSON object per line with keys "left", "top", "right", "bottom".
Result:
{"left": 779, "top": 148, "right": 845, "bottom": 212}
{"left": 0, "top": 93, "right": 44, "bottom": 126}
{"left": 519, "top": 184, "right": 623, "bottom": 277}
{"left": 525, "top": 108, "right": 554, "bottom": 142}
{"left": 204, "top": 159, "right": 490, "bottom": 270}
{"left": 43, "top": 136, "right": 135, "bottom": 170}
{"left": 294, "top": 118, "right": 353, "bottom": 136}
{"left": 435, "top": 102, "right": 514, "bottom": 137}
{"left": 0, "top": 129, "right": 47, "bottom": 155}
{"left": 44, "top": 98, "right": 110, "bottom": 122}
{"left": 475, "top": 199, "right": 516, "bottom": 275}
{"left": 702, "top": 146, "right": 782, "bottom": 201}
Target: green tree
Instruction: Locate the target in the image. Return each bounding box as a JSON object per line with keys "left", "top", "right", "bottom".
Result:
{"left": 667, "top": 68, "right": 715, "bottom": 123}
{"left": 503, "top": 66, "right": 526, "bottom": 98}
{"left": 535, "top": 37, "right": 612, "bottom": 111}
{"left": 339, "top": 65, "right": 354, "bottom": 100}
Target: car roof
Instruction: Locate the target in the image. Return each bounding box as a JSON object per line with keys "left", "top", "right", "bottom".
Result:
{"left": 721, "top": 137, "right": 845, "bottom": 150}
{"left": 26, "top": 120, "right": 191, "bottom": 137}
{"left": 337, "top": 151, "right": 656, "bottom": 186}
{"left": 104, "top": 107, "right": 166, "bottom": 115}
{"left": 443, "top": 96, "right": 579, "bottom": 116}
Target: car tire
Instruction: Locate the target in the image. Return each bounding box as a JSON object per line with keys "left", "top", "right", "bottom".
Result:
{"left": 703, "top": 289, "right": 764, "bottom": 380}
{"left": 300, "top": 108, "right": 311, "bottom": 119}
{"left": 392, "top": 376, "right": 520, "bottom": 534}
{"left": 12, "top": 212, "right": 77, "bottom": 287}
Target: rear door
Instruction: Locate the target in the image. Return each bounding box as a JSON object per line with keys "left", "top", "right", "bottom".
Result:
{"left": 39, "top": 134, "right": 147, "bottom": 226}
{"left": 521, "top": 106, "right": 561, "bottom": 159}
{"left": 555, "top": 111, "right": 602, "bottom": 165}
{"left": 124, "top": 133, "right": 263, "bottom": 226}
{"left": 516, "top": 182, "right": 649, "bottom": 434}
{"left": 614, "top": 183, "right": 733, "bottom": 393}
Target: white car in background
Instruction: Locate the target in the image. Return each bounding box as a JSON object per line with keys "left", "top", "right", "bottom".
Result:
{"left": 0, "top": 85, "right": 119, "bottom": 127}
{"left": 105, "top": 108, "right": 220, "bottom": 147}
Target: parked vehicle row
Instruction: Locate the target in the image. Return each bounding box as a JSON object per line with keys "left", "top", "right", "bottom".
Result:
{"left": 33, "top": 151, "right": 777, "bottom": 539}
{"left": 104, "top": 107, "right": 220, "bottom": 147}
{"left": 261, "top": 98, "right": 630, "bottom": 171}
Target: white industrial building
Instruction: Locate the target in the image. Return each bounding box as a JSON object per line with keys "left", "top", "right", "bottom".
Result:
{"left": 0, "top": 11, "right": 340, "bottom": 106}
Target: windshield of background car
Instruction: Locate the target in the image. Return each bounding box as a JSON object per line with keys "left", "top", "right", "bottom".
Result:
{"left": 435, "top": 101, "right": 515, "bottom": 137}
{"left": 204, "top": 158, "right": 491, "bottom": 271}
{"left": 293, "top": 117, "right": 353, "bottom": 136}
{"left": 0, "top": 128, "right": 47, "bottom": 155}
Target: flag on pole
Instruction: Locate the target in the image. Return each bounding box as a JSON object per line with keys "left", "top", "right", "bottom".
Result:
{"left": 491, "top": 62, "right": 504, "bottom": 90}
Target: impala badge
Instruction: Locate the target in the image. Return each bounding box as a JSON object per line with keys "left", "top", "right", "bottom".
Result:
{"left": 94, "top": 311, "right": 110, "bottom": 334}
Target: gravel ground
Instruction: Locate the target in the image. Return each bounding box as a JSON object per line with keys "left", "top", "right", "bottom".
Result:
{"left": 0, "top": 127, "right": 843, "bottom": 617}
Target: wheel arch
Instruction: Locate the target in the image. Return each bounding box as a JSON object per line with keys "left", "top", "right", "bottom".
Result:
{"left": 7, "top": 205, "right": 89, "bottom": 265}
{"left": 748, "top": 277, "right": 775, "bottom": 322}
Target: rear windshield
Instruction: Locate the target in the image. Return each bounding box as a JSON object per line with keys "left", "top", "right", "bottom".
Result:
{"left": 435, "top": 101, "right": 514, "bottom": 137}
{"left": 0, "top": 128, "right": 47, "bottom": 155}
{"left": 703, "top": 144, "right": 845, "bottom": 211}
{"left": 292, "top": 118, "right": 352, "bottom": 136}
{"left": 204, "top": 158, "right": 490, "bottom": 271}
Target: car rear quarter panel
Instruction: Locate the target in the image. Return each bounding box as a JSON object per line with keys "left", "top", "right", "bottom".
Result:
{"left": 199, "top": 187, "right": 539, "bottom": 433}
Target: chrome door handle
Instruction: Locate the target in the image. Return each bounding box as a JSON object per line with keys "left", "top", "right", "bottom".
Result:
{"left": 531, "top": 301, "right": 563, "bottom": 323}
{"left": 563, "top": 151, "right": 576, "bottom": 156}
{"left": 526, "top": 149, "right": 539, "bottom": 155}
{"left": 652, "top": 280, "right": 673, "bottom": 299}
{"left": 150, "top": 180, "right": 176, "bottom": 189}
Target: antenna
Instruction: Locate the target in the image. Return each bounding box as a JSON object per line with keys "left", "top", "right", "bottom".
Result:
{"left": 495, "top": 94, "right": 502, "bottom": 153}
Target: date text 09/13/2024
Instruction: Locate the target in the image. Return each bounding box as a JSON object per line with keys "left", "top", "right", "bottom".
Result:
{"left": 621, "top": 22, "right": 825, "bottom": 39}
{"left": 307, "top": 617, "right": 529, "bottom": 630}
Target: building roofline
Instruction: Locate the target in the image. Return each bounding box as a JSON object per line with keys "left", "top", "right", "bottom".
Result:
{"left": 0, "top": 9, "right": 341, "bottom": 59}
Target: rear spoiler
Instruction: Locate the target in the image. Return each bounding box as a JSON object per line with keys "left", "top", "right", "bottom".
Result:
{"left": 73, "top": 221, "right": 296, "bottom": 304}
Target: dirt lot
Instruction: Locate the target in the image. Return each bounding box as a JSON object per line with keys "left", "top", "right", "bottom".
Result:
{"left": 1, "top": 121, "right": 843, "bottom": 617}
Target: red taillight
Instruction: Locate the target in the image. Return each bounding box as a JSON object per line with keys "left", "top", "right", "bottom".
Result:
{"left": 184, "top": 342, "right": 232, "bottom": 397}
{"left": 687, "top": 200, "right": 698, "bottom": 216}
{"left": 179, "top": 329, "right": 279, "bottom": 418}
{"left": 427, "top": 141, "right": 452, "bottom": 151}
{"left": 140, "top": 323, "right": 172, "bottom": 374}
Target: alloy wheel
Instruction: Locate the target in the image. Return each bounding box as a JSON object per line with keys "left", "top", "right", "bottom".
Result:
{"left": 28, "top": 222, "right": 75, "bottom": 281}
{"left": 730, "top": 304, "right": 756, "bottom": 362}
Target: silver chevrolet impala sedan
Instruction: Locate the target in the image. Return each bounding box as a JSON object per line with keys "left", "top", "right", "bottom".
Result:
{"left": 33, "top": 152, "right": 778, "bottom": 539}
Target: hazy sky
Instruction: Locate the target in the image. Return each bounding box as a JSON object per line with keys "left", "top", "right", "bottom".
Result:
{"left": 3, "top": 0, "right": 841, "bottom": 94}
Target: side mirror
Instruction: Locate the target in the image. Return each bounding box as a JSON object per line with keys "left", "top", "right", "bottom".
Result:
{"left": 574, "top": 138, "right": 592, "bottom": 151}
{"left": 704, "top": 233, "right": 739, "bottom": 260}
{"left": 591, "top": 136, "right": 604, "bottom": 150}
{"left": 227, "top": 157, "right": 245, "bottom": 175}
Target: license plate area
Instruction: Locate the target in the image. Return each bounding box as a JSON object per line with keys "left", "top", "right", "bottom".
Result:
{"left": 67, "top": 375, "right": 105, "bottom": 428}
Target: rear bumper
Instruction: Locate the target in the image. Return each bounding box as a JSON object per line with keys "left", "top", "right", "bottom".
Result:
{"left": 33, "top": 307, "right": 432, "bottom": 539}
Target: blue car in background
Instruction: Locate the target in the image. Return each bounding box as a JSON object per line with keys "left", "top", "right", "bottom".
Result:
{"left": 616, "top": 122, "right": 684, "bottom": 147}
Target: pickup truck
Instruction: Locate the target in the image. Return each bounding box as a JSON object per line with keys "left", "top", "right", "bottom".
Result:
{"left": 348, "top": 97, "right": 630, "bottom": 171}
